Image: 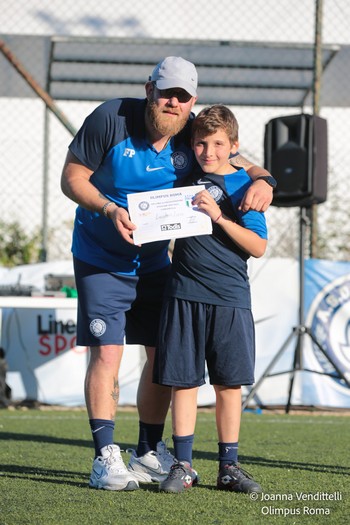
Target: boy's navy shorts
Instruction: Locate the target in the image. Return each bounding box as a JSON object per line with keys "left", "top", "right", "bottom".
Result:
{"left": 154, "top": 297, "right": 255, "bottom": 387}
{"left": 74, "top": 257, "right": 170, "bottom": 347}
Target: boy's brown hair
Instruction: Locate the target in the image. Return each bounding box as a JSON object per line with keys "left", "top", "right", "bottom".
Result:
{"left": 191, "top": 104, "right": 239, "bottom": 146}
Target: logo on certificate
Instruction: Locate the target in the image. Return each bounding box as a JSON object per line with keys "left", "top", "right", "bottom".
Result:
{"left": 161, "top": 223, "right": 181, "bottom": 231}
{"left": 138, "top": 201, "right": 150, "bottom": 211}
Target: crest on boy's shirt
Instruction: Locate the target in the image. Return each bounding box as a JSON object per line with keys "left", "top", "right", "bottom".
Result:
{"left": 207, "top": 185, "right": 223, "bottom": 202}
{"left": 306, "top": 273, "right": 350, "bottom": 388}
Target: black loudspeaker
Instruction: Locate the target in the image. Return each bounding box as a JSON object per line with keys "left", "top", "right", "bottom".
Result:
{"left": 264, "top": 113, "right": 328, "bottom": 207}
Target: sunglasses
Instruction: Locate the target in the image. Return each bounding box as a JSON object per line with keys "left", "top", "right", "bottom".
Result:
{"left": 153, "top": 84, "right": 193, "bottom": 103}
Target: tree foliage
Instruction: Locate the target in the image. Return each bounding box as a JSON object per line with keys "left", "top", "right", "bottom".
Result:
{"left": 0, "top": 221, "right": 41, "bottom": 267}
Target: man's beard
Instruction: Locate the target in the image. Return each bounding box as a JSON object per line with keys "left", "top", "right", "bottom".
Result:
{"left": 147, "top": 101, "right": 189, "bottom": 137}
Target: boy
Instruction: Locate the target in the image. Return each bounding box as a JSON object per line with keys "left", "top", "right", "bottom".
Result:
{"left": 153, "top": 105, "right": 267, "bottom": 493}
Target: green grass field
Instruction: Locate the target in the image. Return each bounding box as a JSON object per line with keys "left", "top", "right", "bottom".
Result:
{"left": 0, "top": 408, "right": 349, "bottom": 525}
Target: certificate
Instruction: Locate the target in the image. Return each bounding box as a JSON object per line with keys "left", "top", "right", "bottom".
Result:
{"left": 127, "top": 186, "right": 213, "bottom": 245}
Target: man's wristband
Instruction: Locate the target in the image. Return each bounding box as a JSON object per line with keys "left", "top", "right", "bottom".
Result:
{"left": 255, "top": 175, "right": 277, "bottom": 188}
{"left": 102, "top": 201, "right": 115, "bottom": 218}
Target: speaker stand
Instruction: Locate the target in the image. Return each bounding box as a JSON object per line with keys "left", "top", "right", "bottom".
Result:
{"left": 242, "top": 207, "right": 350, "bottom": 414}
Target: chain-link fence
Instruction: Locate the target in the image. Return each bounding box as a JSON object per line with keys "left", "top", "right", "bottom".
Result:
{"left": 1, "top": 0, "right": 350, "bottom": 264}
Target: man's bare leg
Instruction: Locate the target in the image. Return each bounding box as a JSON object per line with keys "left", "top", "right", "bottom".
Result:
{"left": 137, "top": 346, "right": 171, "bottom": 425}
{"left": 86, "top": 344, "right": 139, "bottom": 490}
{"left": 85, "top": 344, "right": 124, "bottom": 420}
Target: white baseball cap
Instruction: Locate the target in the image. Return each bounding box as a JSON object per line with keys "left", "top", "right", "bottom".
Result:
{"left": 150, "top": 56, "right": 198, "bottom": 97}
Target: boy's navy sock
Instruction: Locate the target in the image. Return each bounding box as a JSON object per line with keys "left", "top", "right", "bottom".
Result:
{"left": 218, "top": 441, "right": 239, "bottom": 468}
{"left": 136, "top": 421, "right": 165, "bottom": 457}
{"left": 89, "top": 418, "right": 115, "bottom": 458}
{"left": 173, "top": 434, "right": 194, "bottom": 466}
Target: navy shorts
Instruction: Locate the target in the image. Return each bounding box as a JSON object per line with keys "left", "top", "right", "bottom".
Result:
{"left": 154, "top": 297, "right": 255, "bottom": 387}
{"left": 74, "top": 257, "right": 171, "bottom": 347}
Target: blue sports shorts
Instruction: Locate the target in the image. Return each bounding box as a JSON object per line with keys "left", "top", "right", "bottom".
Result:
{"left": 154, "top": 297, "right": 255, "bottom": 387}
{"left": 74, "top": 257, "right": 171, "bottom": 347}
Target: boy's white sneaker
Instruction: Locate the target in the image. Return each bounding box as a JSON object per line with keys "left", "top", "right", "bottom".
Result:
{"left": 89, "top": 444, "right": 139, "bottom": 490}
{"left": 127, "top": 440, "right": 175, "bottom": 482}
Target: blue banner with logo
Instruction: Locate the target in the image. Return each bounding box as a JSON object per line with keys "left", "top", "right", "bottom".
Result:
{"left": 303, "top": 259, "right": 350, "bottom": 407}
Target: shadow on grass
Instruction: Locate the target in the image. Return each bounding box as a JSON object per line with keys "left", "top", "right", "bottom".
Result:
{"left": 0, "top": 464, "right": 164, "bottom": 492}
{"left": 0, "top": 464, "right": 213, "bottom": 492}
{"left": 0, "top": 432, "right": 134, "bottom": 451}
{"left": 1, "top": 457, "right": 348, "bottom": 492}
{"left": 0, "top": 464, "right": 88, "bottom": 488}
{"left": 193, "top": 450, "right": 350, "bottom": 476}
{"left": 2, "top": 433, "right": 348, "bottom": 481}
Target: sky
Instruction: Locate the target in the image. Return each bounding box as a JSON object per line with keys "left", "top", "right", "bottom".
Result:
{"left": 1, "top": 0, "right": 345, "bottom": 43}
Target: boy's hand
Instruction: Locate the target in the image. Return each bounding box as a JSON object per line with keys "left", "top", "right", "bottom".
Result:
{"left": 192, "top": 190, "right": 221, "bottom": 221}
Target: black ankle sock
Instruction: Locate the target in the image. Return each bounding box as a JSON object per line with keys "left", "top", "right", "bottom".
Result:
{"left": 136, "top": 421, "right": 165, "bottom": 457}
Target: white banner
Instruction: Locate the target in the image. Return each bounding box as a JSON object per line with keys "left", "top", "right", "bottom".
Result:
{"left": 1, "top": 258, "right": 350, "bottom": 407}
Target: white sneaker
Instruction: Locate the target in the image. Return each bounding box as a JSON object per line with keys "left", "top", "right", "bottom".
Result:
{"left": 127, "top": 440, "right": 175, "bottom": 482}
{"left": 89, "top": 444, "right": 139, "bottom": 490}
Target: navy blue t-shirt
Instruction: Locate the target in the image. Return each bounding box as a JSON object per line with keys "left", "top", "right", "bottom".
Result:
{"left": 69, "top": 98, "right": 195, "bottom": 275}
{"left": 167, "top": 169, "right": 268, "bottom": 308}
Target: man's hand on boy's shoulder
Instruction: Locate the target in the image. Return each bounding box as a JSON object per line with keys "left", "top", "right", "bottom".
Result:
{"left": 228, "top": 154, "right": 274, "bottom": 212}
{"left": 239, "top": 179, "right": 273, "bottom": 212}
